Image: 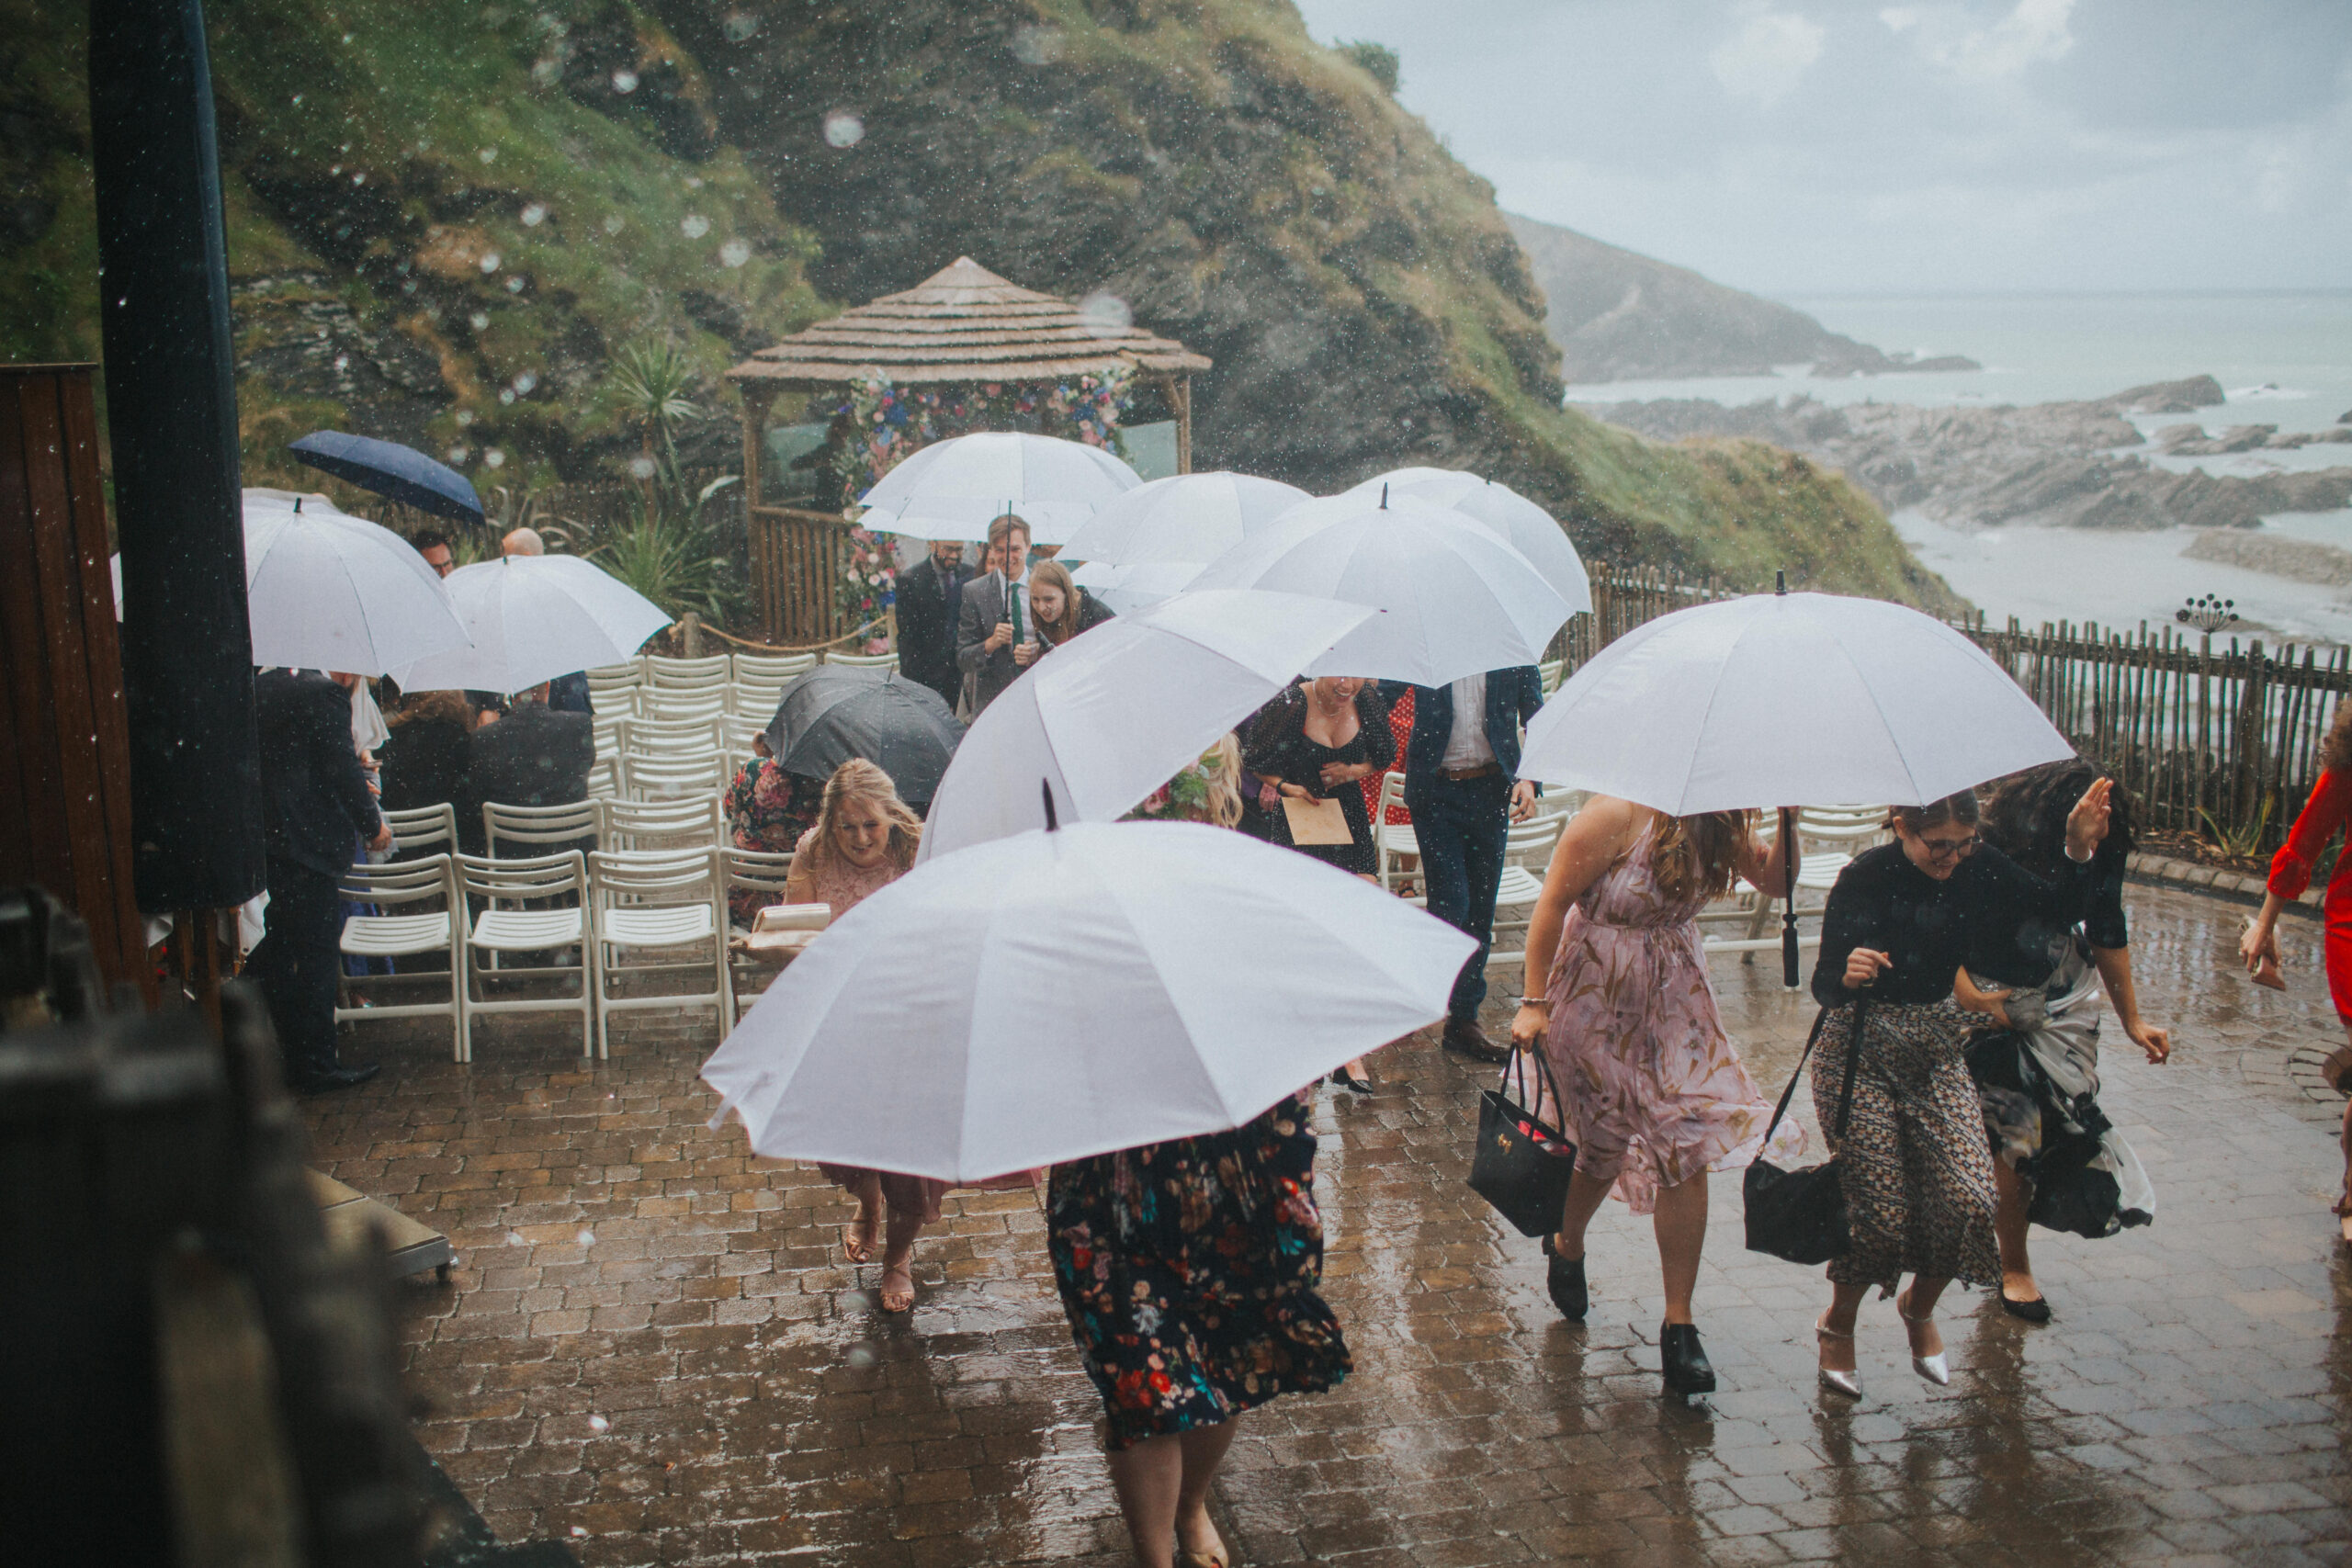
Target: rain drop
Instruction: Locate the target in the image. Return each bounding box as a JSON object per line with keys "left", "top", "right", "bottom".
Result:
{"left": 291, "top": 94, "right": 302, "bottom": 105}
{"left": 680, "top": 214, "right": 710, "bottom": 238}
{"left": 1011, "top": 24, "right": 1064, "bottom": 65}
{"left": 612, "top": 69, "right": 639, "bottom": 94}
{"left": 684, "top": 175, "right": 704, "bottom": 189}
{"left": 469, "top": 311, "right": 490, "bottom": 330}
{"left": 722, "top": 11, "right": 757, "bottom": 41}
{"left": 1078, "top": 291, "right": 1133, "bottom": 334}
{"left": 845, "top": 1344, "right": 876, "bottom": 1367}
{"left": 822, "top": 110, "right": 865, "bottom": 148}
{"left": 588, "top": 1415, "right": 610, "bottom": 1433}
{"left": 521, "top": 202, "right": 548, "bottom": 226}
{"left": 513, "top": 371, "right": 538, "bottom": 394}
{"left": 500, "top": 389, "right": 515, "bottom": 404}
{"left": 719, "top": 239, "right": 751, "bottom": 268}
{"left": 603, "top": 214, "right": 625, "bottom": 235}
{"left": 506, "top": 1229, "right": 526, "bottom": 1246}
{"left": 340, "top": 30, "right": 352, "bottom": 41}
{"left": 570, "top": 1527, "right": 587, "bottom": 1539}
{"left": 628, "top": 456, "right": 656, "bottom": 479}
{"left": 456, "top": 410, "right": 475, "bottom": 426}
{"left": 330, "top": 165, "right": 342, "bottom": 175}
{"left": 478, "top": 146, "right": 498, "bottom": 164}
{"left": 480, "top": 253, "right": 502, "bottom": 273}
{"left": 485, "top": 448, "right": 506, "bottom": 468}
{"left": 577, "top": 1227, "right": 595, "bottom": 1246}
{"left": 505, "top": 276, "right": 526, "bottom": 293}
{"left": 333, "top": 354, "right": 350, "bottom": 371}
{"left": 447, "top": 446, "right": 469, "bottom": 463}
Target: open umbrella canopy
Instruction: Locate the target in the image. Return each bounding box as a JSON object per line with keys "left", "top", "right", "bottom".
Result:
{"left": 1067, "top": 558, "right": 1204, "bottom": 616}
{"left": 853, "top": 431, "right": 1140, "bottom": 545}
{"left": 1346, "top": 468, "right": 1592, "bottom": 614}
{"left": 239, "top": 491, "right": 470, "bottom": 675}
{"left": 763, "top": 666, "right": 964, "bottom": 807}
{"left": 1518, "top": 589, "right": 2075, "bottom": 814}
{"left": 1186, "top": 491, "right": 1573, "bottom": 685}
{"left": 288, "top": 430, "right": 485, "bottom": 525}
{"left": 1058, "top": 470, "right": 1311, "bottom": 566}
{"left": 390, "top": 554, "right": 669, "bottom": 696}
{"left": 703, "top": 820, "right": 1476, "bottom": 1182}
{"left": 918, "top": 590, "right": 1374, "bottom": 861}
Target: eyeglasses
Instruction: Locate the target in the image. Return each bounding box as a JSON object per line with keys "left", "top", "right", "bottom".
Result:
{"left": 1920, "top": 834, "right": 1978, "bottom": 861}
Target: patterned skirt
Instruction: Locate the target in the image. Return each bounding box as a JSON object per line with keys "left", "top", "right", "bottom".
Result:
{"left": 1812, "top": 999, "right": 2000, "bottom": 1295}
{"left": 1046, "top": 1092, "right": 1351, "bottom": 1450}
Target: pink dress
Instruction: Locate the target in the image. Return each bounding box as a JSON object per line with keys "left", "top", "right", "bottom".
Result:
{"left": 799, "top": 829, "right": 1040, "bottom": 1218}
{"left": 1538, "top": 824, "right": 1798, "bottom": 1213}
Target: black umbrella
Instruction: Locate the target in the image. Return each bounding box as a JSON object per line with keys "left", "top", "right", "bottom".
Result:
{"left": 288, "top": 430, "right": 486, "bottom": 525}
{"left": 765, "top": 666, "right": 965, "bottom": 807}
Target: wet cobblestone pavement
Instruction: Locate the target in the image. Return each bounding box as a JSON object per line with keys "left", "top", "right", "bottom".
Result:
{"left": 307, "top": 881, "right": 2352, "bottom": 1566}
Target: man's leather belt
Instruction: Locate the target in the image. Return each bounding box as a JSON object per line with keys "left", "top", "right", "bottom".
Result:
{"left": 1437, "top": 761, "right": 1500, "bottom": 781}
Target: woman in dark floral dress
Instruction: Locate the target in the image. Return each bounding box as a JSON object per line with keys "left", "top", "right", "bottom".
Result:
{"left": 721, "top": 740, "right": 824, "bottom": 926}
{"left": 1050, "top": 756, "right": 1351, "bottom": 1568}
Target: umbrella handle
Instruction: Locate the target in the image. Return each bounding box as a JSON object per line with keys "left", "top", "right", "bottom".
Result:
{"left": 1780, "top": 805, "right": 1800, "bottom": 990}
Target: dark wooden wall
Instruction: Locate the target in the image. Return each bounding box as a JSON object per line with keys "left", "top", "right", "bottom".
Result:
{"left": 0, "top": 366, "right": 150, "bottom": 998}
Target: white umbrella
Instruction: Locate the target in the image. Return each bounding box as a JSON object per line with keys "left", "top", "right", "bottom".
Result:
{"left": 703, "top": 820, "right": 1477, "bottom": 1182}
{"left": 917, "top": 589, "right": 1374, "bottom": 862}
{"left": 1058, "top": 470, "right": 1311, "bottom": 565}
{"left": 1346, "top": 468, "right": 1592, "bottom": 613}
{"left": 1068, "top": 558, "right": 1204, "bottom": 615}
{"left": 390, "top": 554, "right": 671, "bottom": 694}
{"left": 239, "top": 492, "right": 470, "bottom": 675}
{"left": 1517, "top": 584, "right": 2075, "bottom": 985}
{"left": 854, "top": 431, "right": 1140, "bottom": 546}
{"left": 1186, "top": 491, "right": 1573, "bottom": 685}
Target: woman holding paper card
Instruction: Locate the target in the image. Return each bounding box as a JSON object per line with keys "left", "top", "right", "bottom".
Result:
{"left": 1246, "top": 677, "right": 1394, "bottom": 1093}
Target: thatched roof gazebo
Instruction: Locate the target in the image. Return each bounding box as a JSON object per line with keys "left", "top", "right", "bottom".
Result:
{"left": 724, "top": 258, "right": 1211, "bottom": 643}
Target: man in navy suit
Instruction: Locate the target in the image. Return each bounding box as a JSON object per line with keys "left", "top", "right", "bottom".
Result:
{"left": 246, "top": 667, "right": 389, "bottom": 1092}
{"left": 1389, "top": 667, "right": 1545, "bottom": 1063}
{"left": 895, "top": 537, "right": 972, "bottom": 707}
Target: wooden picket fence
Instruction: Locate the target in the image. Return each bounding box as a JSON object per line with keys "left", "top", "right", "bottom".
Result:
{"left": 1562, "top": 564, "right": 2348, "bottom": 853}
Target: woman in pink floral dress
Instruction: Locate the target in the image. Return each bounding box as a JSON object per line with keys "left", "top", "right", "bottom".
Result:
{"left": 1507, "top": 796, "right": 1795, "bottom": 1397}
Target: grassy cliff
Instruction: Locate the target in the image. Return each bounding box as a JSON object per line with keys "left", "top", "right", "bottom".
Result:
{"left": 3, "top": 0, "right": 1957, "bottom": 609}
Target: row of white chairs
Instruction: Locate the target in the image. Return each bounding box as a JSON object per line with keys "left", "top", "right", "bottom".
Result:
{"left": 589, "top": 682, "right": 808, "bottom": 722}
{"left": 380, "top": 799, "right": 741, "bottom": 861}
{"left": 586, "top": 649, "right": 899, "bottom": 702}
{"left": 337, "top": 838, "right": 792, "bottom": 1063}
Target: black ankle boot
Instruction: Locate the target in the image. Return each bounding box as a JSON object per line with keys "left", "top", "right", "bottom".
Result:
{"left": 1660, "top": 1322, "right": 1715, "bottom": 1396}
{"left": 1540, "top": 1234, "right": 1587, "bottom": 1321}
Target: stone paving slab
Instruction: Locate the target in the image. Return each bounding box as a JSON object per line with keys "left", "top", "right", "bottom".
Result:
{"left": 308, "top": 883, "right": 2352, "bottom": 1566}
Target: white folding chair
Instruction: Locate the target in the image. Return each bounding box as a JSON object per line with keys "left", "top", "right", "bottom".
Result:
{"left": 624, "top": 752, "right": 732, "bottom": 803}
{"left": 600, "top": 795, "right": 723, "bottom": 853}
{"left": 719, "top": 715, "right": 768, "bottom": 765}
{"left": 585, "top": 756, "right": 623, "bottom": 802}
{"left": 1483, "top": 810, "right": 1566, "bottom": 981}
{"left": 588, "top": 849, "right": 727, "bottom": 1054}
{"left": 587, "top": 662, "right": 645, "bottom": 703}
{"left": 619, "top": 716, "right": 726, "bottom": 758}
{"left": 824, "top": 649, "right": 899, "bottom": 671}
{"left": 456, "top": 851, "right": 593, "bottom": 1061}
{"left": 481, "top": 799, "right": 599, "bottom": 860}
{"left": 381, "top": 802, "right": 459, "bottom": 859}
{"left": 1538, "top": 659, "right": 1565, "bottom": 697}
{"left": 732, "top": 651, "right": 819, "bottom": 684}
{"left": 1731, "top": 805, "right": 1885, "bottom": 952}
{"left": 335, "top": 853, "right": 463, "bottom": 1057}
{"left": 641, "top": 690, "right": 729, "bottom": 724}
{"left": 644, "top": 654, "right": 731, "bottom": 693}
{"left": 1373, "top": 771, "right": 1420, "bottom": 897}
{"left": 719, "top": 847, "right": 797, "bottom": 1030}
{"left": 592, "top": 713, "right": 625, "bottom": 758}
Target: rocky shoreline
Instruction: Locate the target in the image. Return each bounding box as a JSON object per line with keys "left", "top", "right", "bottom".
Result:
{"left": 1591, "top": 375, "right": 2352, "bottom": 535}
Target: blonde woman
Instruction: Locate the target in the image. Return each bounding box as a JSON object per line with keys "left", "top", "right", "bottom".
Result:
{"left": 1026, "top": 558, "right": 1114, "bottom": 652}
{"left": 786, "top": 760, "right": 934, "bottom": 1310}
{"left": 1508, "top": 797, "right": 1792, "bottom": 1397}
{"left": 1129, "top": 734, "right": 1246, "bottom": 829}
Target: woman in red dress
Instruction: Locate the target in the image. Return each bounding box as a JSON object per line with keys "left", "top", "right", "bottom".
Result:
{"left": 2240, "top": 701, "right": 2352, "bottom": 1244}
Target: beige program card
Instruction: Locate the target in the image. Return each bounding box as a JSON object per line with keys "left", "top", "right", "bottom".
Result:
{"left": 1282, "top": 794, "right": 1354, "bottom": 846}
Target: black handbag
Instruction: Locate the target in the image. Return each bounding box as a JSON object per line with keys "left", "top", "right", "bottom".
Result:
{"left": 1468, "top": 1046, "right": 1579, "bottom": 1236}
{"left": 1742, "top": 998, "right": 1866, "bottom": 1266}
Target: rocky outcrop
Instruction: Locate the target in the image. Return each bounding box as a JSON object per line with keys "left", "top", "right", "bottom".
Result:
{"left": 2183, "top": 529, "right": 2352, "bottom": 587}
{"left": 1592, "top": 382, "right": 2352, "bottom": 533}
{"left": 1503, "top": 211, "right": 1981, "bottom": 383}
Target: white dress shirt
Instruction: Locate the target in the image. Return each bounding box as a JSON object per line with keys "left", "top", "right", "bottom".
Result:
{"left": 1440, "top": 672, "right": 1493, "bottom": 771}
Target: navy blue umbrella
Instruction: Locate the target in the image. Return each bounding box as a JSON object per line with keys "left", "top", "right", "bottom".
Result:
{"left": 288, "top": 430, "right": 485, "bottom": 525}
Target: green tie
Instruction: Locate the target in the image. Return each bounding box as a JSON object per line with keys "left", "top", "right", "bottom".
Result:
{"left": 1008, "top": 578, "right": 1023, "bottom": 642}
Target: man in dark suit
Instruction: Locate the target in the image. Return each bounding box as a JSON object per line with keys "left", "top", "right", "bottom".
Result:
{"left": 458, "top": 681, "right": 595, "bottom": 855}
{"left": 1388, "top": 667, "right": 1545, "bottom": 1063}
{"left": 247, "top": 667, "right": 390, "bottom": 1092}
{"left": 954, "top": 513, "right": 1041, "bottom": 717}
{"left": 895, "top": 538, "right": 972, "bottom": 707}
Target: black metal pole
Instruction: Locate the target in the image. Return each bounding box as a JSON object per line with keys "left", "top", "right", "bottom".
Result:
{"left": 1780, "top": 804, "right": 1800, "bottom": 989}
{"left": 90, "top": 0, "right": 266, "bottom": 913}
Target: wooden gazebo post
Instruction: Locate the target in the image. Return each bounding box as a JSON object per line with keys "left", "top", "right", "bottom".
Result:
{"left": 726, "top": 258, "right": 1209, "bottom": 647}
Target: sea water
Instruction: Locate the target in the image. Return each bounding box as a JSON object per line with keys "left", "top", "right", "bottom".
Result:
{"left": 1563, "top": 292, "right": 2352, "bottom": 643}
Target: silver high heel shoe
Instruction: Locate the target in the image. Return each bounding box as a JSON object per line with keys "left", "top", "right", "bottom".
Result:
{"left": 1897, "top": 1289, "right": 1950, "bottom": 1386}
{"left": 1815, "top": 1314, "right": 1861, "bottom": 1399}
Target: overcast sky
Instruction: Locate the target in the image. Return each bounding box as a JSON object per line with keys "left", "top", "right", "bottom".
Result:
{"left": 1291, "top": 0, "right": 2352, "bottom": 297}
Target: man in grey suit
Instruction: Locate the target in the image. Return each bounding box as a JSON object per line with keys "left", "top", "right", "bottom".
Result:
{"left": 954, "top": 513, "right": 1043, "bottom": 716}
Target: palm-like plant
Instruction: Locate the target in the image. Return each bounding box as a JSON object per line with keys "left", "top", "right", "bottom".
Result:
{"left": 607, "top": 343, "right": 703, "bottom": 489}
{"left": 558, "top": 474, "right": 745, "bottom": 627}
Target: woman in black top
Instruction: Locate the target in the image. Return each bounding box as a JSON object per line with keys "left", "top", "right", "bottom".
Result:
{"left": 1246, "top": 675, "right": 1394, "bottom": 1092}
{"left": 1805, "top": 780, "right": 2110, "bottom": 1399}
{"left": 1955, "top": 761, "right": 2167, "bottom": 1323}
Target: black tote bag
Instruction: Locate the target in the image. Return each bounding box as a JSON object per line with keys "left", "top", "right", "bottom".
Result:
{"left": 1468, "top": 1046, "right": 1579, "bottom": 1237}
{"left": 1742, "top": 999, "right": 1866, "bottom": 1267}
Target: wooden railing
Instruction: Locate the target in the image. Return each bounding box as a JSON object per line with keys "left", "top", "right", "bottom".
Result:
{"left": 1557, "top": 563, "right": 2349, "bottom": 852}
{"left": 747, "top": 504, "right": 853, "bottom": 645}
